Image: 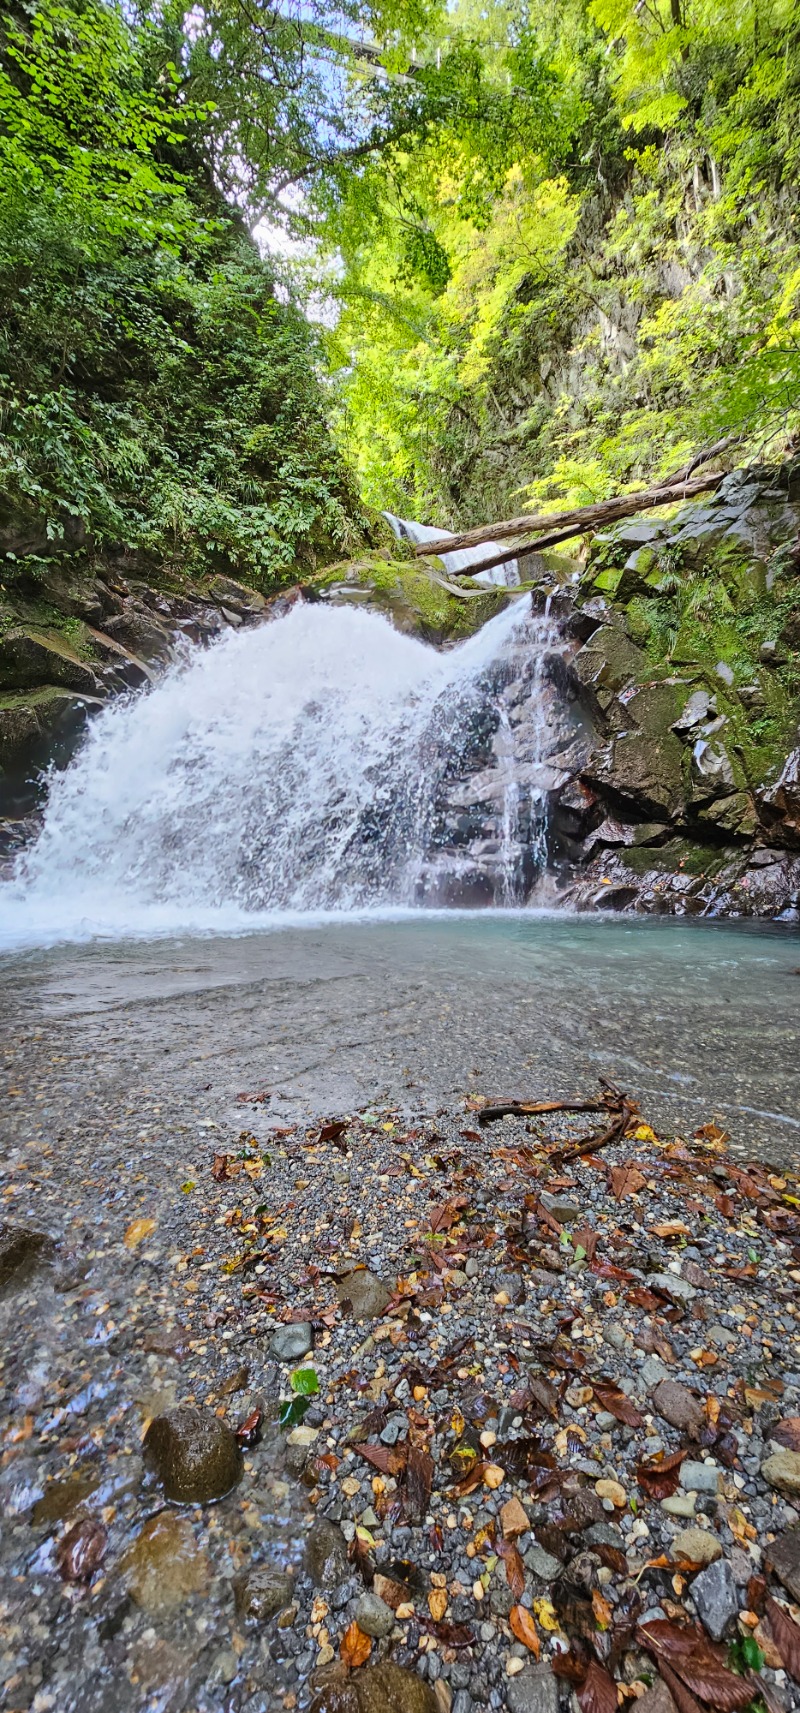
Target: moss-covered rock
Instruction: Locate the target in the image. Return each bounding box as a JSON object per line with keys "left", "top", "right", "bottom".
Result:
{"left": 0, "top": 627, "right": 102, "bottom": 695}
{"left": 308, "top": 553, "right": 515, "bottom": 643}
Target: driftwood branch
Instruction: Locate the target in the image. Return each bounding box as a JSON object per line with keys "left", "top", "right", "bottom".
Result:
{"left": 478, "top": 1078, "right": 646, "bottom": 1164}
{"left": 414, "top": 471, "right": 726, "bottom": 569}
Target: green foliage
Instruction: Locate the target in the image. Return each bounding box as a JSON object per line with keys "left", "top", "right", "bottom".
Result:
{"left": 0, "top": 0, "right": 366, "bottom": 589}
{"left": 306, "top": 0, "right": 800, "bottom": 524}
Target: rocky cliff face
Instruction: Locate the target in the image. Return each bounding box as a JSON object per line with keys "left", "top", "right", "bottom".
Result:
{"left": 417, "top": 465, "right": 800, "bottom": 918}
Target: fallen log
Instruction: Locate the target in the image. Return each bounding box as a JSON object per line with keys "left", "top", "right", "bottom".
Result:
{"left": 478, "top": 1097, "right": 607, "bottom": 1125}
{"left": 413, "top": 471, "right": 725, "bottom": 566}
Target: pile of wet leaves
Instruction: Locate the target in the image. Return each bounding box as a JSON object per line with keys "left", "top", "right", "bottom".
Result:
{"left": 2, "top": 1092, "right": 800, "bottom": 1713}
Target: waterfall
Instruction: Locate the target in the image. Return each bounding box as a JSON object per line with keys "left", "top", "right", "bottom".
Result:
{"left": 0, "top": 597, "right": 558, "bottom": 943}
{"left": 383, "top": 514, "right": 520, "bottom": 587}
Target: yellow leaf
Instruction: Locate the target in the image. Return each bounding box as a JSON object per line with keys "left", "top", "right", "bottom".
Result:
{"left": 630, "top": 1123, "right": 657, "bottom": 1142}
{"left": 124, "top": 1217, "right": 156, "bottom": 1249}
{"left": 532, "top": 1598, "right": 560, "bottom": 1633}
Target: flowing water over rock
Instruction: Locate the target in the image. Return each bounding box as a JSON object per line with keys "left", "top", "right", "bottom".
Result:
{"left": 0, "top": 599, "right": 560, "bottom": 942}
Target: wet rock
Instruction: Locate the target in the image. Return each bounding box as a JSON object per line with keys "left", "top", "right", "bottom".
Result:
{"left": 766, "top": 1527, "right": 800, "bottom": 1601}
{"left": 651, "top": 1380, "right": 705, "bottom": 1436}
{"left": 233, "top": 1564, "right": 294, "bottom": 1620}
{"left": 353, "top": 1590, "right": 395, "bottom": 1637}
{"left": 762, "top": 1448, "right": 800, "bottom": 1496}
{"left": 661, "top": 1493, "right": 696, "bottom": 1518}
{"left": 304, "top": 1518, "right": 350, "bottom": 1588}
{"left": 269, "top": 1322, "right": 314, "bottom": 1361}
{"left": 31, "top": 1464, "right": 102, "bottom": 1525}
{"left": 672, "top": 1528, "right": 722, "bottom": 1566}
{"left": 0, "top": 1221, "right": 55, "bottom": 1293}
{"left": 308, "top": 1659, "right": 438, "bottom": 1713}
{"left": 496, "top": 1271, "right": 526, "bottom": 1305}
{"left": 505, "top": 1663, "right": 559, "bottom": 1713}
{"left": 690, "top": 1557, "right": 738, "bottom": 1640}
{"left": 120, "top": 1512, "right": 210, "bottom": 1612}
{"left": 143, "top": 1404, "right": 242, "bottom": 1502}
{"left": 335, "top": 1269, "right": 391, "bottom": 1319}
{"left": 207, "top": 575, "right": 266, "bottom": 615}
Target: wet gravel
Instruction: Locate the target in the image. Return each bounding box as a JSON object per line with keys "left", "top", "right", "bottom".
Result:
{"left": 2, "top": 987, "right": 800, "bottom": 1713}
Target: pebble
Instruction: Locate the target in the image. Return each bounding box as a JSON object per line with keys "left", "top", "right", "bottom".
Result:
{"left": 661, "top": 1493, "right": 696, "bottom": 1517}
{"left": 679, "top": 1461, "right": 720, "bottom": 1495}
{"left": 354, "top": 1591, "right": 395, "bottom": 1637}
{"left": 672, "top": 1527, "right": 723, "bottom": 1565}
{"left": 269, "top": 1322, "right": 314, "bottom": 1360}
{"left": 762, "top": 1449, "right": 800, "bottom": 1496}
{"left": 690, "top": 1557, "right": 739, "bottom": 1640}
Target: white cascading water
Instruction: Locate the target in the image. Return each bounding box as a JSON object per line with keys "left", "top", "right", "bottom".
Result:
{"left": 0, "top": 596, "right": 556, "bottom": 943}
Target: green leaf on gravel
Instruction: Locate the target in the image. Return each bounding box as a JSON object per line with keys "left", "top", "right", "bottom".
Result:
{"left": 279, "top": 1395, "right": 311, "bottom": 1428}
{"left": 290, "top": 1366, "right": 319, "bottom": 1396}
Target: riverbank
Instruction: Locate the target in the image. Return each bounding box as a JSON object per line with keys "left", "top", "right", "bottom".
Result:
{"left": 1, "top": 920, "right": 800, "bottom": 1712}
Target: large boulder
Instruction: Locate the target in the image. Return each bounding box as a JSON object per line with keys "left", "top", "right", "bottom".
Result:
{"left": 0, "top": 627, "right": 102, "bottom": 695}
{"left": 759, "top": 748, "right": 800, "bottom": 847}
{"left": 308, "top": 1660, "right": 438, "bottom": 1713}
{"left": 143, "top": 1405, "right": 242, "bottom": 1503}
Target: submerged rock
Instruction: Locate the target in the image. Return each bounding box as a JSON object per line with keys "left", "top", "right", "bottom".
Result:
{"left": 120, "top": 1513, "right": 210, "bottom": 1612}
{"left": 308, "top": 1659, "right": 438, "bottom": 1713}
{"left": 233, "top": 1563, "right": 294, "bottom": 1620}
{"left": 0, "top": 1221, "right": 55, "bottom": 1294}
{"left": 304, "top": 1519, "right": 350, "bottom": 1588}
{"left": 143, "top": 1404, "right": 242, "bottom": 1503}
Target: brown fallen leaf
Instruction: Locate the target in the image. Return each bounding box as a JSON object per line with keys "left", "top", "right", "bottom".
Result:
{"left": 496, "top": 1536, "right": 525, "bottom": 1601}
{"left": 651, "top": 1221, "right": 692, "bottom": 1239}
{"left": 772, "top": 1417, "right": 800, "bottom": 1453}
{"left": 353, "top": 1441, "right": 406, "bottom": 1478}
{"left": 577, "top": 1659, "right": 618, "bottom": 1713}
{"left": 319, "top": 1120, "right": 348, "bottom": 1144}
{"left": 610, "top": 1163, "right": 646, "bottom": 1202}
{"left": 57, "top": 1518, "right": 107, "bottom": 1583}
{"left": 406, "top": 1444, "right": 434, "bottom": 1525}
{"left": 235, "top": 1408, "right": 263, "bottom": 1448}
{"left": 765, "top": 1595, "right": 800, "bottom": 1681}
{"left": 509, "top": 1604, "right": 540, "bottom": 1656}
{"left": 637, "top": 1618, "right": 751, "bottom": 1709}
{"left": 341, "top": 1620, "right": 371, "bottom": 1669}
{"left": 593, "top": 1380, "right": 644, "bottom": 1429}
{"left": 636, "top": 1450, "right": 689, "bottom": 1501}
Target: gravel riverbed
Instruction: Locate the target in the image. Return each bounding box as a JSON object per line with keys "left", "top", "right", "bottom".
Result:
{"left": 2, "top": 995, "right": 800, "bottom": 1713}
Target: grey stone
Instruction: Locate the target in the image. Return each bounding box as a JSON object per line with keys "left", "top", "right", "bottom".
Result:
{"left": 766, "top": 1527, "right": 800, "bottom": 1602}
{"left": 269, "top": 1322, "right": 313, "bottom": 1361}
{"left": 523, "top": 1545, "right": 562, "bottom": 1581}
{"left": 691, "top": 1558, "right": 738, "bottom": 1640}
{"left": 640, "top": 1355, "right": 669, "bottom": 1390}
{"left": 234, "top": 1565, "right": 294, "bottom": 1620}
{"left": 505, "top": 1664, "right": 559, "bottom": 1713}
{"left": 335, "top": 1270, "right": 392, "bottom": 1320}
{"left": 651, "top": 1380, "right": 705, "bottom": 1435}
{"left": 539, "top": 1192, "right": 581, "bottom": 1225}
{"left": 143, "top": 1406, "right": 241, "bottom": 1503}
{"left": 465, "top": 1258, "right": 480, "bottom": 1279}
{"left": 636, "top": 1682, "right": 678, "bottom": 1713}
{"left": 595, "top": 1410, "right": 617, "bottom": 1430}
{"left": 380, "top": 1413, "right": 408, "bottom": 1446}
{"left": 354, "top": 1592, "right": 395, "bottom": 1638}
{"left": 603, "top": 1322, "right": 629, "bottom": 1351}
{"left": 647, "top": 1272, "right": 696, "bottom": 1303}
{"left": 304, "top": 1519, "right": 350, "bottom": 1589}
{"left": 705, "top": 1323, "right": 734, "bottom": 1348}
{"left": 661, "top": 1493, "right": 696, "bottom": 1518}
{"left": 679, "top": 1461, "right": 720, "bottom": 1495}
